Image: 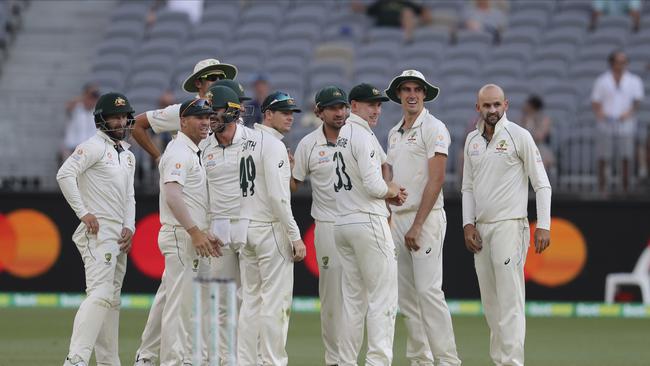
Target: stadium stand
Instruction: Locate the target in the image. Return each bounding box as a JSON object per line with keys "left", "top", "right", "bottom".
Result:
{"left": 0, "top": 0, "right": 648, "bottom": 196}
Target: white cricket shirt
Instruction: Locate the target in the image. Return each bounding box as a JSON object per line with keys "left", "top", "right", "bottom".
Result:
{"left": 146, "top": 103, "right": 182, "bottom": 134}
{"left": 239, "top": 124, "right": 301, "bottom": 242}
{"left": 57, "top": 130, "right": 136, "bottom": 231}
{"left": 199, "top": 124, "right": 253, "bottom": 220}
{"left": 461, "top": 114, "right": 552, "bottom": 229}
{"left": 334, "top": 115, "right": 389, "bottom": 217}
{"left": 386, "top": 108, "right": 450, "bottom": 213}
{"left": 159, "top": 131, "right": 209, "bottom": 231}
{"left": 591, "top": 70, "right": 644, "bottom": 121}
{"left": 292, "top": 124, "right": 337, "bottom": 222}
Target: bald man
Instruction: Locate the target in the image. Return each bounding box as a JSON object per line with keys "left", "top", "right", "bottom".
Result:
{"left": 461, "top": 84, "right": 552, "bottom": 366}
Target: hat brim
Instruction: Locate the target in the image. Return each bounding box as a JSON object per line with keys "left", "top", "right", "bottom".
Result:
{"left": 385, "top": 76, "right": 439, "bottom": 104}
{"left": 182, "top": 63, "right": 238, "bottom": 93}
{"left": 318, "top": 99, "right": 350, "bottom": 108}
{"left": 269, "top": 106, "right": 302, "bottom": 113}
{"left": 351, "top": 95, "right": 390, "bottom": 103}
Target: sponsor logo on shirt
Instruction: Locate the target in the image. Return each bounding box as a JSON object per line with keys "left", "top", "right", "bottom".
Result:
{"left": 322, "top": 256, "right": 329, "bottom": 269}
{"left": 370, "top": 150, "right": 375, "bottom": 158}
{"left": 171, "top": 169, "right": 182, "bottom": 176}
{"left": 104, "top": 253, "right": 112, "bottom": 265}
{"left": 127, "top": 156, "right": 134, "bottom": 167}
{"left": 278, "top": 160, "right": 284, "bottom": 168}
{"left": 435, "top": 134, "right": 447, "bottom": 148}
{"left": 192, "top": 259, "right": 199, "bottom": 272}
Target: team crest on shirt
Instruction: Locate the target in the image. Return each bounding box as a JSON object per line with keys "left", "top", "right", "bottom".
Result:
{"left": 336, "top": 137, "right": 348, "bottom": 148}
{"left": 495, "top": 139, "right": 508, "bottom": 154}
{"left": 104, "top": 253, "right": 112, "bottom": 264}
{"left": 322, "top": 256, "right": 329, "bottom": 269}
{"left": 407, "top": 131, "right": 417, "bottom": 144}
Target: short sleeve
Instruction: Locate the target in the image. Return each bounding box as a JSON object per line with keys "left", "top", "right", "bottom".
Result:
{"left": 424, "top": 121, "right": 450, "bottom": 158}
{"left": 147, "top": 104, "right": 182, "bottom": 134}
{"left": 160, "top": 149, "right": 190, "bottom": 186}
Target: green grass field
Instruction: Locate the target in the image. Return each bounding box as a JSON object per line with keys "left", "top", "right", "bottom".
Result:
{"left": 1, "top": 308, "right": 648, "bottom": 365}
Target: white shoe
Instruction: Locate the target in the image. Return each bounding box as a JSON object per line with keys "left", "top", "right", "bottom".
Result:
{"left": 63, "top": 355, "right": 87, "bottom": 366}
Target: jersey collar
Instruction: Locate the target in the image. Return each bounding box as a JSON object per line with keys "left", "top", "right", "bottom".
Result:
{"left": 176, "top": 131, "right": 200, "bottom": 153}
{"left": 97, "top": 130, "right": 131, "bottom": 150}
{"left": 255, "top": 123, "right": 284, "bottom": 140}
{"left": 477, "top": 113, "right": 510, "bottom": 136}
{"left": 347, "top": 112, "right": 373, "bottom": 134}
{"left": 393, "top": 107, "right": 428, "bottom": 133}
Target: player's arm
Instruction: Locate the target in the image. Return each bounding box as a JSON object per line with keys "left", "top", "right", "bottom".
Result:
{"left": 290, "top": 139, "right": 309, "bottom": 193}
{"left": 161, "top": 156, "right": 221, "bottom": 257}
{"left": 119, "top": 152, "right": 136, "bottom": 252}
{"left": 356, "top": 134, "right": 395, "bottom": 198}
{"left": 56, "top": 142, "right": 101, "bottom": 234}
{"left": 131, "top": 112, "right": 163, "bottom": 161}
{"left": 461, "top": 134, "right": 482, "bottom": 253}
{"left": 265, "top": 142, "right": 305, "bottom": 260}
{"left": 520, "top": 131, "right": 552, "bottom": 253}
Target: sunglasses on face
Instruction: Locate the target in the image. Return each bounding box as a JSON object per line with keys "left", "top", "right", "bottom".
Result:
{"left": 264, "top": 93, "right": 295, "bottom": 111}
{"left": 199, "top": 71, "right": 226, "bottom": 82}
{"left": 181, "top": 98, "right": 213, "bottom": 117}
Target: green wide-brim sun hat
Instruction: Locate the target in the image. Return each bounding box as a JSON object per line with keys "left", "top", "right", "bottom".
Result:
{"left": 385, "top": 69, "right": 439, "bottom": 104}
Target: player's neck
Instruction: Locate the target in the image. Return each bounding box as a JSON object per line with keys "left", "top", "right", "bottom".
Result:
{"left": 402, "top": 109, "right": 421, "bottom": 128}
{"left": 215, "top": 124, "right": 236, "bottom": 146}
{"left": 322, "top": 123, "right": 339, "bottom": 144}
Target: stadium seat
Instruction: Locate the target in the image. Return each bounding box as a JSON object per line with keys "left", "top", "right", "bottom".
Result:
{"left": 549, "top": 10, "right": 591, "bottom": 31}
{"left": 227, "top": 39, "right": 268, "bottom": 60}
{"left": 534, "top": 43, "right": 578, "bottom": 65}
{"left": 482, "top": 60, "right": 524, "bottom": 80}
{"left": 357, "top": 41, "right": 399, "bottom": 61}
{"left": 265, "top": 55, "right": 306, "bottom": 74}
{"left": 194, "top": 19, "right": 233, "bottom": 39}
{"left": 508, "top": 9, "right": 549, "bottom": 30}
{"left": 500, "top": 28, "right": 540, "bottom": 47}
{"left": 527, "top": 59, "right": 569, "bottom": 80}
{"left": 95, "top": 37, "right": 138, "bottom": 57}
{"left": 455, "top": 29, "right": 493, "bottom": 47}
{"left": 355, "top": 57, "right": 391, "bottom": 75}
{"left": 367, "top": 27, "right": 404, "bottom": 43}
{"left": 284, "top": 4, "right": 328, "bottom": 25}
{"left": 270, "top": 39, "right": 314, "bottom": 59}
{"left": 234, "top": 21, "right": 277, "bottom": 42}
{"left": 104, "top": 19, "right": 145, "bottom": 40}
{"left": 512, "top": 0, "right": 556, "bottom": 14}
{"left": 277, "top": 22, "right": 322, "bottom": 42}
{"left": 128, "top": 70, "right": 170, "bottom": 90}
{"left": 596, "top": 15, "right": 633, "bottom": 33}
{"left": 605, "top": 246, "right": 650, "bottom": 305}
{"left": 240, "top": 4, "right": 284, "bottom": 24}
{"left": 412, "top": 26, "right": 451, "bottom": 45}
{"left": 92, "top": 54, "right": 131, "bottom": 74}
{"left": 139, "top": 38, "right": 181, "bottom": 57}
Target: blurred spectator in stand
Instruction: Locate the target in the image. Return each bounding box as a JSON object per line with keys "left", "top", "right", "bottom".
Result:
{"left": 461, "top": 0, "right": 508, "bottom": 42}
{"left": 146, "top": 0, "right": 204, "bottom": 28}
{"left": 351, "top": 0, "right": 433, "bottom": 43}
{"left": 519, "top": 95, "right": 555, "bottom": 175}
{"left": 591, "top": 50, "right": 644, "bottom": 194}
{"left": 591, "top": 0, "right": 641, "bottom": 32}
{"left": 299, "top": 101, "right": 322, "bottom": 129}
{"left": 243, "top": 73, "right": 270, "bottom": 127}
{"left": 59, "top": 83, "right": 100, "bottom": 164}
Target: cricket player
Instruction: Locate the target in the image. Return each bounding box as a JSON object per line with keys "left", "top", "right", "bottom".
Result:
{"left": 333, "top": 86, "right": 407, "bottom": 365}
{"left": 131, "top": 58, "right": 237, "bottom": 161}
{"left": 238, "top": 91, "right": 307, "bottom": 365}
{"left": 132, "top": 58, "right": 236, "bottom": 366}
{"left": 462, "top": 84, "right": 551, "bottom": 366}
{"left": 199, "top": 85, "right": 251, "bottom": 364}
{"left": 57, "top": 92, "right": 137, "bottom": 366}
{"left": 291, "top": 86, "right": 349, "bottom": 365}
{"left": 156, "top": 98, "right": 222, "bottom": 366}
{"left": 384, "top": 70, "right": 461, "bottom": 365}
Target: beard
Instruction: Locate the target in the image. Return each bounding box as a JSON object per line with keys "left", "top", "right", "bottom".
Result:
{"left": 483, "top": 111, "right": 502, "bottom": 126}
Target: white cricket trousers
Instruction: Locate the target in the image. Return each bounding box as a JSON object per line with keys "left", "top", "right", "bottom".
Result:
{"left": 201, "top": 218, "right": 245, "bottom": 365}
{"left": 314, "top": 220, "right": 343, "bottom": 365}
{"left": 237, "top": 221, "right": 294, "bottom": 366}
{"left": 392, "top": 209, "right": 461, "bottom": 366}
{"left": 134, "top": 270, "right": 165, "bottom": 364}
{"left": 65, "top": 219, "right": 126, "bottom": 366}
{"left": 475, "top": 219, "right": 529, "bottom": 366}
{"left": 334, "top": 213, "right": 398, "bottom": 366}
{"left": 157, "top": 225, "right": 201, "bottom": 366}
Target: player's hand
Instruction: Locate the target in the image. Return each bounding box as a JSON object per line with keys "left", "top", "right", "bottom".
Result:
{"left": 291, "top": 239, "right": 306, "bottom": 262}
{"left": 463, "top": 224, "right": 482, "bottom": 253}
{"left": 188, "top": 226, "right": 217, "bottom": 258}
{"left": 81, "top": 213, "right": 99, "bottom": 235}
{"left": 404, "top": 223, "right": 422, "bottom": 251}
{"left": 534, "top": 228, "right": 550, "bottom": 254}
{"left": 118, "top": 228, "right": 133, "bottom": 253}
{"left": 207, "top": 233, "right": 224, "bottom": 257}
{"left": 386, "top": 187, "right": 408, "bottom": 206}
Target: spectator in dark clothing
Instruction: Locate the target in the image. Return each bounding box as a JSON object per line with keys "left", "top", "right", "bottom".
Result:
{"left": 352, "top": 0, "right": 433, "bottom": 42}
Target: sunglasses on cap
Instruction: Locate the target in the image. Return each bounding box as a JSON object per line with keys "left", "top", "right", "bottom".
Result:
{"left": 181, "top": 98, "right": 213, "bottom": 117}
{"left": 199, "top": 71, "right": 226, "bottom": 82}
{"left": 264, "top": 92, "right": 295, "bottom": 111}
